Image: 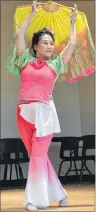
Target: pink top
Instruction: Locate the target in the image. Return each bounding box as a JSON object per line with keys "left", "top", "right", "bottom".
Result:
{"left": 19, "top": 60, "right": 57, "bottom": 103}
{"left": 15, "top": 48, "right": 64, "bottom": 104}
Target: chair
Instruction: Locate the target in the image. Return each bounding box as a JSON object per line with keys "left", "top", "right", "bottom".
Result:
{"left": 0, "top": 138, "right": 29, "bottom": 188}
{"left": 79, "top": 135, "right": 95, "bottom": 184}
{"left": 58, "top": 137, "right": 81, "bottom": 184}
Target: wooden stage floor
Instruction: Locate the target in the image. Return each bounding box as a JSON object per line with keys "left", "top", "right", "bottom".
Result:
{"left": 1, "top": 184, "right": 95, "bottom": 212}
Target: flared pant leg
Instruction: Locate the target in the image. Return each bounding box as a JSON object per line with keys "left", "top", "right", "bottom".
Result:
{"left": 16, "top": 105, "right": 67, "bottom": 207}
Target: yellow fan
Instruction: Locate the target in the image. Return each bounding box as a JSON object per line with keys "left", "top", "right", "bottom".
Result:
{"left": 14, "top": 1, "right": 87, "bottom": 51}
{"left": 6, "top": 1, "right": 95, "bottom": 82}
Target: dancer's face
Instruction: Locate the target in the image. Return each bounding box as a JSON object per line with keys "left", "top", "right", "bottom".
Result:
{"left": 34, "top": 34, "right": 55, "bottom": 59}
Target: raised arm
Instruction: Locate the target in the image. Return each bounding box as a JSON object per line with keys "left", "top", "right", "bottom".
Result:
{"left": 16, "top": 1, "right": 39, "bottom": 56}
{"left": 61, "top": 4, "right": 78, "bottom": 64}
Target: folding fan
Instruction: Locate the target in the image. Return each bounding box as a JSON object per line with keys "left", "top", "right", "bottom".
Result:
{"left": 6, "top": 1, "right": 95, "bottom": 82}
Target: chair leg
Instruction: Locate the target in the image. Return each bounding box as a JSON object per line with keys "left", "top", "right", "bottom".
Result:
{"left": 63, "top": 161, "right": 72, "bottom": 184}
{"left": 15, "top": 164, "right": 19, "bottom": 180}
{"left": 3, "top": 164, "right": 8, "bottom": 181}
{"left": 17, "top": 163, "right": 22, "bottom": 179}
{"left": 79, "top": 160, "right": 84, "bottom": 185}
{"left": 74, "top": 161, "right": 78, "bottom": 183}
{"left": 84, "top": 162, "right": 93, "bottom": 176}
{"left": 65, "top": 161, "right": 72, "bottom": 177}
{"left": 18, "top": 163, "right": 24, "bottom": 179}
{"left": 58, "top": 160, "right": 65, "bottom": 177}
{"left": 17, "top": 163, "right": 25, "bottom": 187}
{"left": 9, "top": 164, "right": 12, "bottom": 180}
{"left": 3, "top": 164, "right": 8, "bottom": 187}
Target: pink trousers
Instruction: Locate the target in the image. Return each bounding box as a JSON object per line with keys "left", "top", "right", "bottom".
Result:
{"left": 16, "top": 103, "right": 67, "bottom": 207}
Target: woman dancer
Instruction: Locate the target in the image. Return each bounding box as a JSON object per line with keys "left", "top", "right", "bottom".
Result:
{"left": 15, "top": 1, "right": 78, "bottom": 211}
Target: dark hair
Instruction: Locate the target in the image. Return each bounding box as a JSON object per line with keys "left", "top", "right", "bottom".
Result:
{"left": 32, "top": 28, "right": 55, "bottom": 56}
